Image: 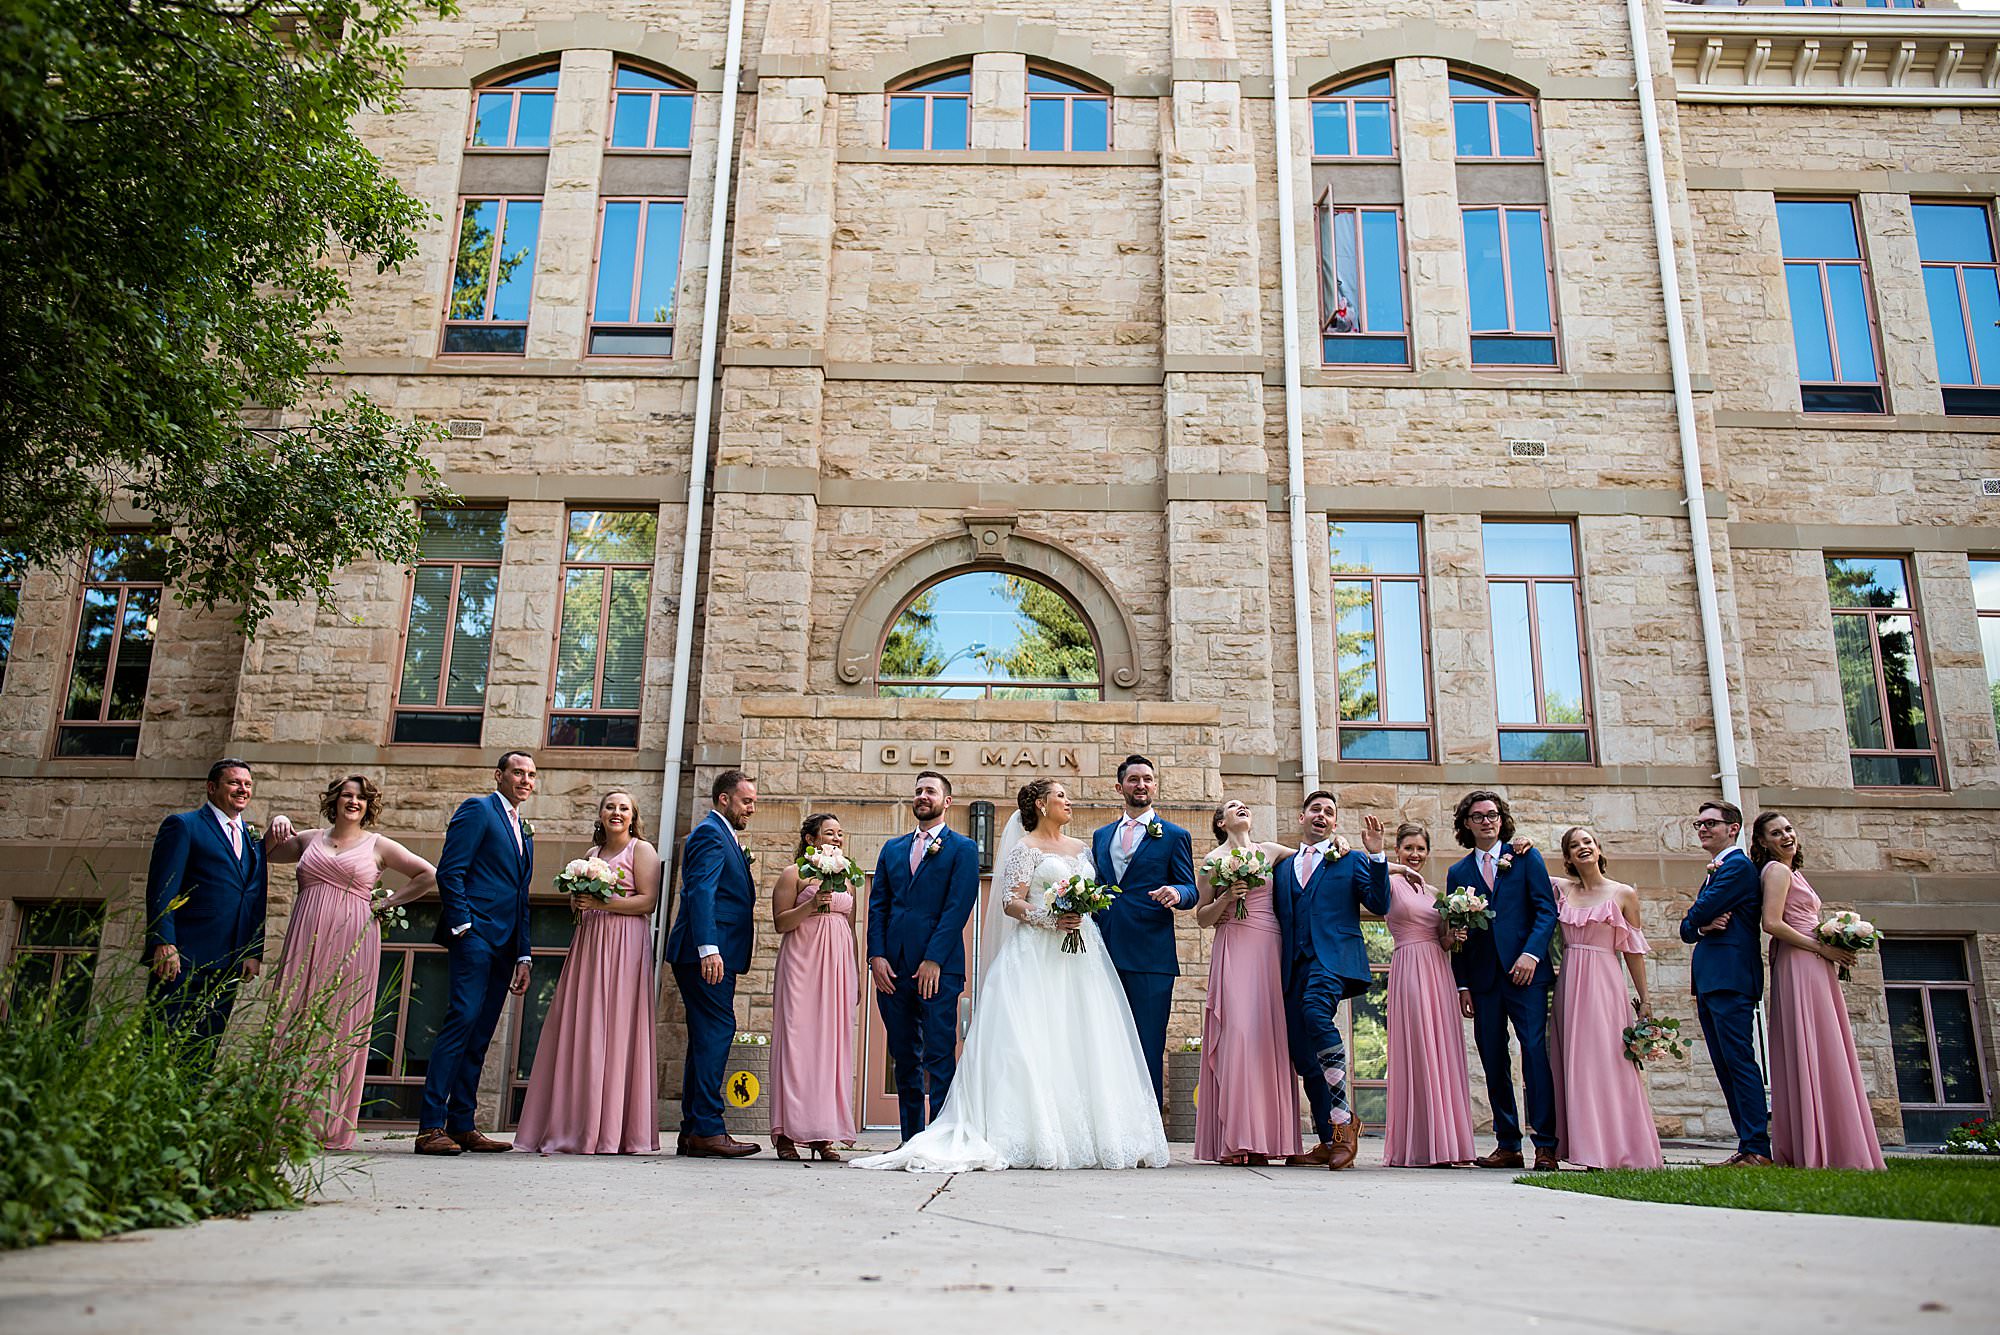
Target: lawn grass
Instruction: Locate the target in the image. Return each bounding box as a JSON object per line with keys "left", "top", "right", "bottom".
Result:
{"left": 1518, "top": 1157, "right": 2000, "bottom": 1228}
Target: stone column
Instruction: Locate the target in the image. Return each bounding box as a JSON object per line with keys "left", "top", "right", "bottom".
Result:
{"left": 1861, "top": 192, "right": 1946, "bottom": 418}
{"left": 972, "top": 52, "right": 1027, "bottom": 150}
{"left": 525, "top": 49, "right": 612, "bottom": 361}
{"left": 1397, "top": 57, "right": 1470, "bottom": 373}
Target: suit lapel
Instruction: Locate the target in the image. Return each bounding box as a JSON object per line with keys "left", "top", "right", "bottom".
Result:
{"left": 712, "top": 811, "right": 747, "bottom": 877}
{"left": 1093, "top": 824, "right": 1114, "bottom": 882}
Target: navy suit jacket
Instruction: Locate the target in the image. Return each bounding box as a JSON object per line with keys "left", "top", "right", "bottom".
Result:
{"left": 1272, "top": 848, "right": 1390, "bottom": 999}
{"left": 1446, "top": 846, "right": 1558, "bottom": 994}
{"left": 433, "top": 792, "right": 533, "bottom": 959}
{"left": 1091, "top": 818, "right": 1197, "bottom": 976}
{"left": 868, "top": 827, "right": 980, "bottom": 977}
{"left": 666, "top": 810, "right": 757, "bottom": 975}
{"left": 1678, "top": 847, "right": 1766, "bottom": 1001}
{"left": 145, "top": 808, "right": 267, "bottom": 969}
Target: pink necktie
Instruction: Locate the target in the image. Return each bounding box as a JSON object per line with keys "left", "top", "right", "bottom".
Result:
{"left": 1480, "top": 853, "right": 1496, "bottom": 891}
{"left": 228, "top": 820, "right": 241, "bottom": 858}
{"left": 909, "top": 831, "right": 928, "bottom": 874}
{"left": 1297, "top": 845, "right": 1320, "bottom": 887}
{"left": 1119, "top": 819, "right": 1139, "bottom": 857}
{"left": 506, "top": 804, "right": 523, "bottom": 852}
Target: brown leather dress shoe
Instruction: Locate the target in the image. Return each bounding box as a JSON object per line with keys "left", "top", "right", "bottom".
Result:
{"left": 1284, "top": 1142, "right": 1332, "bottom": 1167}
{"left": 414, "top": 1128, "right": 464, "bottom": 1156}
{"left": 1733, "top": 1152, "right": 1774, "bottom": 1167}
{"left": 679, "top": 1133, "right": 762, "bottom": 1159}
{"left": 1473, "top": 1147, "right": 1525, "bottom": 1169}
{"left": 449, "top": 1128, "right": 513, "bottom": 1153}
{"left": 1327, "top": 1118, "right": 1361, "bottom": 1171}
{"left": 1531, "top": 1148, "right": 1560, "bottom": 1172}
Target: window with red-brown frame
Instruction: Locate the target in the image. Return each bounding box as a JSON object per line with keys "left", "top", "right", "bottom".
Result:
{"left": 0, "top": 556, "right": 21, "bottom": 694}
{"left": 589, "top": 198, "right": 684, "bottom": 357}
{"left": 505, "top": 901, "right": 578, "bottom": 1126}
{"left": 1825, "top": 555, "right": 1940, "bottom": 787}
{"left": 392, "top": 509, "right": 506, "bottom": 747}
{"left": 887, "top": 68, "right": 971, "bottom": 151}
{"left": 469, "top": 65, "right": 559, "bottom": 150}
{"left": 1482, "top": 522, "right": 1593, "bottom": 764}
{"left": 1462, "top": 205, "right": 1558, "bottom": 368}
{"left": 548, "top": 509, "right": 657, "bottom": 749}
{"left": 1318, "top": 199, "right": 1410, "bottom": 366}
{"left": 3, "top": 900, "right": 104, "bottom": 1022}
{"left": 1310, "top": 71, "right": 1396, "bottom": 159}
{"left": 1882, "top": 937, "right": 1990, "bottom": 1145}
{"left": 1331, "top": 520, "right": 1433, "bottom": 761}
{"left": 1027, "top": 69, "right": 1110, "bottom": 151}
{"left": 1778, "top": 199, "right": 1886, "bottom": 414}
{"left": 442, "top": 196, "right": 543, "bottom": 356}
{"left": 1914, "top": 200, "right": 2000, "bottom": 417}
{"left": 607, "top": 64, "right": 693, "bottom": 151}
{"left": 57, "top": 534, "right": 165, "bottom": 759}
{"left": 1972, "top": 559, "right": 2000, "bottom": 743}
{"left": 1450, "top": 73, "right": 1539, "bottom": 160}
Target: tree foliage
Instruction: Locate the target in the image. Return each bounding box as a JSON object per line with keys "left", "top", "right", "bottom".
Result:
{"left": 985, "top": 575, "right": 1096, "bottom": 688}
{"left": 0, "top": 0, "right": 458, "bottom": 631}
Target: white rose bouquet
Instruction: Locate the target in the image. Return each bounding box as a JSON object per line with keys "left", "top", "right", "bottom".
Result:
{"left": 1046, "top": 875, "right": 1122, "bottom": 954}
{"left": 1815, "top": 910, "right": 1880, "bottom": 981}
{"left": 796, "top": 844, "right": 857, "bottom": 912}
{"left": 555, "top": 856, "right": 628, "bottom": 905}
{"left": 1202, "top": 846, "right": 1273, "bottom": 920}
{"left": 370, "top": 884, "right": 408, "bottom": 936}
{"left": 1433, "top": 887, "right": 1495, "bottom": 953}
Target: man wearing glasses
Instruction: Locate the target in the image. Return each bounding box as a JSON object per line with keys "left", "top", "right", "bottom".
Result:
{"left": 1678, "top": 800, "right": 1772, "bottom": 1165}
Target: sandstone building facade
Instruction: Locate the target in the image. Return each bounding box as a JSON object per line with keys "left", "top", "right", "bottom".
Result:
{"left": 4, "top": 0, "right": 1998, "bottom": 1144}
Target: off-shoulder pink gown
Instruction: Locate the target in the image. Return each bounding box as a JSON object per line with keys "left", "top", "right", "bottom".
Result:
{"left": 769, "top": 880, "right": 859, "bottom": 1145}
{"left": 513, "top": 842, "right": 659, "bottom": 1154}
{"left": 1768, "top": 870, "right": 1885, "bottom": 1170}
{"left": 1195, "top": 871, "right": 1302, "bottom": 1161}
{"left": 271, "top": 833, "right": 384, "bottom": 1150}
{"left": 1550, "top": 890, "right": 1663, "bottom": 1169}
{"left": 1383, "top": 870, "right": 1475, "bottom": 1166}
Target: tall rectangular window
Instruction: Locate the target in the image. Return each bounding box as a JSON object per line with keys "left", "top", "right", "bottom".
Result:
{"left": 1778, "top": 200, "right": 1884, "bottom": 413}
{"left": 442, "top": 197, "right": 542, "bottom": 355}
{"left": 1483, "top": 522, "right": 1592, "bottom": 764}
{"left": 1318, "top": 201, "right": 1409, "bottom": 366}
{"left": 393, "top": 509, "right": 506, "bottom": 746}
{"left": 1450, "top": 76, "right": 1538, "bottom": 160}
{"left": 0, "top": 558, "right": 20, "bottom": 693}
{"left": 1331, "top": 520, "right": 1431, "bottom": 761}
{"left": 1462, "top": 206, "right": 1558, "bottom": 367}
{"left": 608, "top": 66, "right": 693, "bottom": 150}
{"left": 549, "top": 509, "right": 657, "bottom": 749}
{"left": 506, "top": 902, "right": 578, "bottom": 1126}
{"left": 1882, "top": 938, "right": 1990, "bottom": 1144}
{"left": 59, "top": 534, "right": 164, "bottom": 758}
{"left": 1974, "top": 559, "right": 2000, "bottom": 741}
{"left": 1826, "top": 555, "right": 1939, "bottom": 787}
{"left": 363, "top": 900, "right": 451, "bottom": 1125}
{"left": 3, "top": 901, "right": 104, "bottom": 1022}
{"left": 1915, "top": 201, "right": 2000, "bottom": 417}
{"left": 590, "top": 198, "right": 684, "bottom": 357}
{"left": 887, "top": 72, "right": 971, "bottom": 152}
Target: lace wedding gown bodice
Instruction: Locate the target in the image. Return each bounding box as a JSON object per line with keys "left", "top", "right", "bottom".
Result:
{"left": 852, "top": 841, "right": 1170, "bottom": 1173}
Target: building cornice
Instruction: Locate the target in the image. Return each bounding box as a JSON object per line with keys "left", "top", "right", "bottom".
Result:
{"left": 1665, "top": 7, "right": 2000, "bottom": 106}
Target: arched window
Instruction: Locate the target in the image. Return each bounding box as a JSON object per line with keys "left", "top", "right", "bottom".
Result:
{"left": 1027, "top": 69, "right": 1110, "bottom": 152}
{"left": 470, "top": 65, "right": 561, "bottom": 150}
{"left": 1449, "top": 73, "right": 1538, "bottom": 161}
{"left": 878, "top": 570, "right": 1102, "bottom": 700}
{"left": 887, "top": 67, "right": 972, "bottom": 152}
{"left": 1311, "top": 71, "right": 1395, "bottom": 160}
{"left": 608, "top": 64, "right": 693, "bottom": 151}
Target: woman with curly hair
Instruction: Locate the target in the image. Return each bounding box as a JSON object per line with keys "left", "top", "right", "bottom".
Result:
{"left": 768, "top": 812, "right": 859, "bottom": 1161}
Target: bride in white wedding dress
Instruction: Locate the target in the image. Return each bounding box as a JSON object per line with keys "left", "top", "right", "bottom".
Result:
{"left": 851, "top": 779, "right": 1171, "bottom": 1172}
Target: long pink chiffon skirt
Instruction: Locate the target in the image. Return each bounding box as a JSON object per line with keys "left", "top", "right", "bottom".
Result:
{"left": 271, "top": 882, "right": 380, "bottom": 1151}
{"left": 1383, "top": 940, "right": 1476, "bottom": 1166}
{"left": 1768, "top": 942, "right": 1886, "bottom": 1169}
{"left": 769, "top": 911, "right": 859, "bottom": 1144}
{"left": 1195, "top": 919, "right": 1301, "bottom": 1160}
{"left": 513, "top": 910, "right": 659, "bottom": 1154}
{"left": 1551, "top": 945, "right": 1663, "bottom": 1169}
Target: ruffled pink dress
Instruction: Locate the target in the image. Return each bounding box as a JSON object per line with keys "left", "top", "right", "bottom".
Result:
{"left": 271, "top": 833, "right": 382, "bottom": 1150}
{"left": 513, "top": 842, "right": 659, "bottom": 1154}
{"left": 1382, "top": 870, "right": 1475, "bottom": 1167}
{"left": 1768, "top": 870, "right": 1885, "bottom": 1170}
{"left": 1550, "top": 890, "right": 1663, "bottom": 1169}
{"left": 770, "top": 879, "right": 859, "bottom": 1144}
{"left": 1196, "top": 871, "right": 1302, "bottom": 1161}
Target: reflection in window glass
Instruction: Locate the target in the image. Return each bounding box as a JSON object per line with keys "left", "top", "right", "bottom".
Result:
{"left": 1484, "top": 522, "right": 1591, "bottom": 764}
{"left": 1319, "top": 203, "right": 1408, "bottom": 365}
{"left": 5, "top": 901, "right": 105, "bottom": 1021}
{"left": 1825, "top": 556, "right": 1937, "bottom": 787}
{"left": 1915, "top": 203, "right": 2000, "bottom": 415}
{"left": 1311, "top": 73, "right": 1395, "bottom": 158}
{"left": 888, "top": 71, "right": 971, "bottom": 151}
{"left": 469, "top": 67, "right": 559, "bottom": 150}
{"left": 878, "top": 571, "right": 1101, "bottom": 699}
{"left": 394, "top": 510, "right": 506, "bottom": 746}
{"left": 591, "top": 199, "right": 684, "bottom": 356}
{"left": 550, "top": 510, "right": 656, "bottom": 748}
{"left": 1026, "top": 71, "right": 1109, "bottom": 152}
{"left": 609, "top": 66, "right": 694, "bottom": 150}
{"left": 59, "top": 535, "right": 164, "bottom": 758}
{"left": 1881, "top": 938, "right": 1990, "bottom": 1144}
{"left": 1450, "top": 75, "right": 1538, "bottom": 160}
{"left": 1331, "top": 521, "right": 1431, "bottom": 761}
{"left": 1462, "top": 207, "right": 1557, "bottom": 367}
{"left": 1778, "top": 200, "right": 1883, "bottom": 413}
{"left": 1973, "top": 560, "right": 2000, "bottom": 741}
{"left": 444, "top": 198, "right": 542, "bottom": 355}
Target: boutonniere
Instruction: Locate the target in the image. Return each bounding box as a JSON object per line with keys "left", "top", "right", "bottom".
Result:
{"left": 1496, "top": 853, "right": 1513, "bottom": 873}
{"left": 1705, "top": 855, "right": 1724, "bottom": 873}
{"left": 1147, "top": 821, "right": 1164, "bottom": 840}
{"left": 242, "top": 820, "right": 263, "bottom": 843}
{"left": 519, "top": 820, "right": 535, "bottom": 839}
{"left": 924, "top": 837, "right": 941, "bottom": 859}
{"left": 744, "top": 850, "right": 757, "bottom": 866}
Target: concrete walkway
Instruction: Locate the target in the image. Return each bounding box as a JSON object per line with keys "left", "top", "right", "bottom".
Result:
{"left": 1, "top": 1136, "right": 1992, "bottom": 1333}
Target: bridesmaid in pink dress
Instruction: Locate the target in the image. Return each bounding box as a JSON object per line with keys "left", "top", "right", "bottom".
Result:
{"left": 1548, "top": 827, "right": 1663, "bottom": 1169}
{"left": 1753, "top": 812, "right": 1886, "bottom": 1170}
{"left": 514, "top": 791, "right": 661, "bottom": 1154}
{"left": 1193, "top": 800, "right": 1301, "bottom": 1165}
{"left": 1382, "top": 823, "right": 1476, "bottom": 1168}
{"left": 265, "top": 775, "right": 436, "bottom": 1150}
{"left": 769, "top": 813, "right": 859, "bottom": 1161}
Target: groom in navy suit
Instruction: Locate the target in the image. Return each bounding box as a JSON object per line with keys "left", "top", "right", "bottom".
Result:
{"left": 666, "top": 769, "right": 763, "bottom": 1158}
{"left": 868, "top": 770, "right": 981, "bottom": 1142}
{"left": 1272, "top": 791, "right": 1388, "bottom": 1171}
{"left": 1447, "top": 789, "right": 1559, "bottom": 1171}
{"left": 416, "top": 751, "right": 537, "bottom": 1155}
{"left": 1679, "top": 799, "right": 1772, "bottom": 1165}
{"left": 1092, "top": 754, "right": 1198, "bottom": 1107}
{"left": 146, "top": 758, "right": 292, "bottom": 1047}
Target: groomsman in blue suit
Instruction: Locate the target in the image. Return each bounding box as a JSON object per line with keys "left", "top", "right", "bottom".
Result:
{"left": 146, "top": 758, "right": 291, "bottom": 1048}
{"left": 1272, "top": 791, "right": 1388, "bottom": 1171}
{"left": 1447, "top": 789, "right": 1560, "bottom": 1171}
{"left": 868, "top": 770, "right": 981, "bottom": 1143}
{"left": 666, "top": 769, "right": 763, "bottom": 1158}
{"left": 1679, "top": 799, "right": 1772, "bottom": 1165}
{"left": 1092, "top": 755, "right": 1198, "bottom": 1107}
{"left": 416, "top": 751, "right": 537, "bottom": 1155}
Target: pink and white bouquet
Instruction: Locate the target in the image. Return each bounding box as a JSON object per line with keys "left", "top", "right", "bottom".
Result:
{"left": 1202, "top": 846, "right": 1273, "bottom": 920}
{"left": 796, "top": 844, "right": 857, "bottom": 911}
{"left": 1815, "top": 910, "right": 1880, "bottom": 980}
{"left": 370, "top": 884, "right": 408, "bottom": 936}
{"left": 1433, "top": 887, "right": 1495, "bottom": 953}
{"left": 556, "top": 856, "right": 627, "bottom": 904}
{"left": 1622, "top": 1014, "right": 1688, "bottom": 1067}
{"left": 1046, "top": 875, "right": 1122, "bottom": 954}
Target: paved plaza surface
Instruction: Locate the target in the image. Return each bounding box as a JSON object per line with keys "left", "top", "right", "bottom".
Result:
{"left": 1, "top": 1136, "right": 1993, "bottom": 1334}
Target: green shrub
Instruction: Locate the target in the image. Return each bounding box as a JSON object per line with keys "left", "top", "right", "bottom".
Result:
{"left": 1940, "top": 1116, "right": 2000, "bottom": 1156}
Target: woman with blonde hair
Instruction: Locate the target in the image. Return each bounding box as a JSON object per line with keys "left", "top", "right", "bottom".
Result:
{"left": 1380, "top": 822, "right": 1476, "bottom": 1168}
